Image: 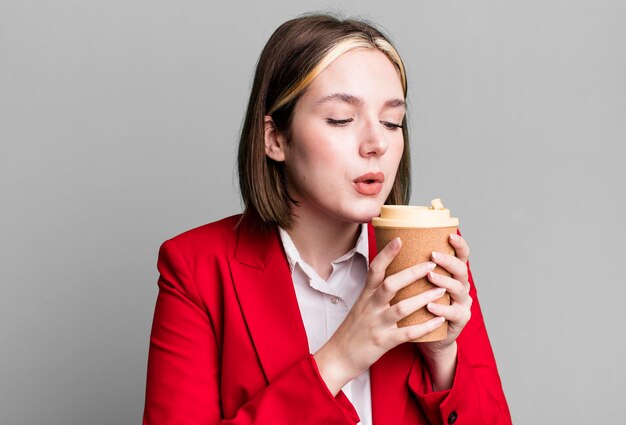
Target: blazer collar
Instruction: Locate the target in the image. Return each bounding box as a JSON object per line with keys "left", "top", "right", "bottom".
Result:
{"left": 232, "top": 213, "right": 279, "bottom": 269}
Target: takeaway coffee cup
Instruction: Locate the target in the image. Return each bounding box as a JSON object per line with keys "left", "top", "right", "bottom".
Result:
{"left": 372, "top": 199, "right": 459, "bottom": 342}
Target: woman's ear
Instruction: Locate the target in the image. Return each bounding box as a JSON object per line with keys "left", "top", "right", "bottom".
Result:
{"left": 264, "top": 116, "right": 286, "bottom": 162}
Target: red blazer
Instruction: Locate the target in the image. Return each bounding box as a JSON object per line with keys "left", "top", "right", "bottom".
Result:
{"left": 143, "top": 214, "right": 512, "bottom": 424}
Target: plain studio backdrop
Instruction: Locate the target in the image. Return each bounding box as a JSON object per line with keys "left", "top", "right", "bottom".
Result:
{"left": 1, "top": 1, "right": 624, "bottom": 424}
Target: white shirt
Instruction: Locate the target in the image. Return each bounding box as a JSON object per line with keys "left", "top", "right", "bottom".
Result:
{"left": 278, "top": 224, "right": 372, "bottom": 425}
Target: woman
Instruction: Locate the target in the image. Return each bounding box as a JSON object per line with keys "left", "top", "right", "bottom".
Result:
{"left": 143, "top": 14, "right": 512, "bottom": 425}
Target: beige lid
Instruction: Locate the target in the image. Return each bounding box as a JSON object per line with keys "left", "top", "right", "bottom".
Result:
{"left": 372, "top": 198, "right": 459, "bottom": 228}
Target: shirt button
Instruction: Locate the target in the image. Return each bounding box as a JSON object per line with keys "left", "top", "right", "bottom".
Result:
{"left": 447, "top": 411, "right": 458, "bottom": 424}
{"left": 330, "top": 296, "right": 340, "bottom": 304}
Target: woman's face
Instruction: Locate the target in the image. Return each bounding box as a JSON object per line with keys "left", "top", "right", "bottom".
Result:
{"left": 271, "top": 47, "right": 406, "bottom": 225}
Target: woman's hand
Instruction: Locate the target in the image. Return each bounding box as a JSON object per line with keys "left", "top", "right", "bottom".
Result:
{"left": 313, "top": 237, "right": 446, "bottom": 396}
{"left": 418, "top": 233, "right": 473, "bottom": 390}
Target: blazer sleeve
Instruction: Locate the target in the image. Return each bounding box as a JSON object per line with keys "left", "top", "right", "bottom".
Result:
{"left": 407, "top": 257, "right": 513, "bottom": 424}
{"left": 142, "top": 239, "right": 360, "bottom": 425}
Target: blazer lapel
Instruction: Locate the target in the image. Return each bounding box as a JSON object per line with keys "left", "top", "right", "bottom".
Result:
{"left": 228, "top": 214, "right": 310, "bottom": 383}
{"left": 367, "top": 223, "right": 415, "bottom": 425}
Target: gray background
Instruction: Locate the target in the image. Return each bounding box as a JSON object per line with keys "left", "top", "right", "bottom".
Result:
{"left": 1, "top": 1, "right": 624, "bottom": 424}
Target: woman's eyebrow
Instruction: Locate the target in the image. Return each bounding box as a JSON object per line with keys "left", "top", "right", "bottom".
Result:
{"left": 384, "top": 98, "right": 406, "bottom": 109}
{"left": 316, "top": 93, "right": 405, "bottom": 109}
{"left": 316, "top": 93, "right": 363, "bottom": 106}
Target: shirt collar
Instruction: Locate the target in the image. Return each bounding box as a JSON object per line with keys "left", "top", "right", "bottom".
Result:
{"left": 278, "top": 223, "right": 369, "bottom": 274}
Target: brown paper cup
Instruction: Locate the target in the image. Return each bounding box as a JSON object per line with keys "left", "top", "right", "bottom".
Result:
{"left": 375, "top": 227, "right": 457, "bottom": 342}
{"left": 372, "top": 201, "right": 458, "bottom": 342}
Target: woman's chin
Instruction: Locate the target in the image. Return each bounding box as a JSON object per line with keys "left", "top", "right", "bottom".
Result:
{"left": 347, "top": 203, "right": 384, "bottom": 223}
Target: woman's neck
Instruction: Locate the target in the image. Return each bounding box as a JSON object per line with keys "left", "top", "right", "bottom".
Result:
{"left": 285, "top": 209, "right": 361, "bottom": 281}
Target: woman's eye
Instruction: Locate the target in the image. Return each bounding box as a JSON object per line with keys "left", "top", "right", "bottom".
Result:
{"left": 325, "top": 118, "right": 353, "bottom": 127}
{"left": 381, "top": 121, "right": 402, "bottom": 131}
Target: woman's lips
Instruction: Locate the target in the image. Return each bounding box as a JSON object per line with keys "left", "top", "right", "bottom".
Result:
{"left": 354, "top": 172, "right": 384, "bottom": 195}
{"left": 354, "top": 181, "right": 383, "bottom": 195}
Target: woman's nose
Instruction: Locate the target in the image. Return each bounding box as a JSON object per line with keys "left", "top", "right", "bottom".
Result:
{"left": 359, "top": 119, "right": 389, "bottom": 157}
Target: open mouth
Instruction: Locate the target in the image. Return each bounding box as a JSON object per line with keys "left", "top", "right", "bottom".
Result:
{"left": 354, "top": 172, "right": 384, "bottom": 195}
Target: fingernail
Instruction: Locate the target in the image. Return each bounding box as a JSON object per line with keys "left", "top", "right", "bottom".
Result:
{"left": 434, "top": 316, "right": 445, "bottom": 325}
{"left": 427, "top": 262, "right": 436, "bottom": 270}
{"left": 432, "top": 251, "right": 440, "bottom": 261}
{"left": 433, "top": 287, "right": 446, "bottom": 296}
{"left": 391, "top": 237, "right": 401, "bottom": 250}
{"left": 450, "top": 234, "right": 459, "bottom": 242}
{"left": 428, "top": 271, "right": 437, "bottom": 281}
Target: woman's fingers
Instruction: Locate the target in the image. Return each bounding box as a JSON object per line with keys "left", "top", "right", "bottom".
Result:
{"left": 448, "top": 233, "right": 470, "bottom": 264}
{"left": 366, "top": 237, "right": 402, "bottom": 291}
{"left": 381, "top": 286, "right": 446, "bottom": 325}
{"left": 360, "top": 236, "right": 473, "bottom": 349}
{"left": 427, "top": 301, "right": 472, "bottom": 325}
{"left": 426, "top": 271, "right": 470, "bottom": 304}
{"left": 431, "top": 251, "right": 469, "bottom": 285}
{"left": 389, "top": 316, "right": 446, "bottom": 344}
{"left": 374, "top": 261, "right": 436, "bottom": 305}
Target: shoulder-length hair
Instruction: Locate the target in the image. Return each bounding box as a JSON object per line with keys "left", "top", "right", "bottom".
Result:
{"left": 238, "top": 13, "right": 411, "bottom": 229}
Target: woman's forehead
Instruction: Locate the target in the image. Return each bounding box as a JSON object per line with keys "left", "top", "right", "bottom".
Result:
{"left": 300, "top": 49, "right": 405, "bottom": 108}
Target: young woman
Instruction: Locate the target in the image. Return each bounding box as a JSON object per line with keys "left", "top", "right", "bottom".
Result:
{"left": 143, "top": 14, "right": 512, "bottom": 425}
